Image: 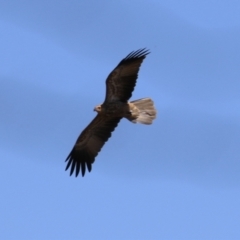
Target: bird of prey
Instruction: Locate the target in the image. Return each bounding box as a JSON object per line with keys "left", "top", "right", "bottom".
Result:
{"left": 65, "top": 49, "right": 156, "bottom": 177}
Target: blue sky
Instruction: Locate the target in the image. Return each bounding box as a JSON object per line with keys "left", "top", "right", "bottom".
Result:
{"left": 1, "top": 0, "right": 240, "bottom": 239}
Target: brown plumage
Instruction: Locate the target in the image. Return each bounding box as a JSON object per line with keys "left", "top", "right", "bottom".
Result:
{"left": 65, "top": 49, "right": 157, "bottom": 177}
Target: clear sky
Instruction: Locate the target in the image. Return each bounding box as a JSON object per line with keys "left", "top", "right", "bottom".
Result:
{"left": 1, "top": 1, "right": 240, "bottom": 239}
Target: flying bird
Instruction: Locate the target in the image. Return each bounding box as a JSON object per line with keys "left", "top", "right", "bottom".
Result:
{"left": 65, "top": 49, "right": 156, "bottom": 177}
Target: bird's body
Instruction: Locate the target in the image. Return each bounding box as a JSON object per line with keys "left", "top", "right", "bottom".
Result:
{"left": 65, "top": 49, "right": 157, "bottom": 177}
{"left": 95, "top": 101, "right": 128, "bottom": 117}
{"left": 95, "top": 98, "right": 155, "bottom": 123}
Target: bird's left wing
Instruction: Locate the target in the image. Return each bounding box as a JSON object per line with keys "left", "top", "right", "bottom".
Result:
{"left": 65, "top": 114, "right": 121, "bottom": 177}
{"left": 104, "top": 48, "right": 150, "bottom": 103}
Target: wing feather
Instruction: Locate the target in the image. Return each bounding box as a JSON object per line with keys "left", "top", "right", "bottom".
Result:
{"left": 65, "top": 114, "right": 121, "bottom": 177}
{"left": 105, "top": 48, "right": 150, "bottom": 102}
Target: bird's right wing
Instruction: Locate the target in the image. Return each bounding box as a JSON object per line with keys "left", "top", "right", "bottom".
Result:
{"left": 65, "top": 114, "right": 121, "bottom": 177}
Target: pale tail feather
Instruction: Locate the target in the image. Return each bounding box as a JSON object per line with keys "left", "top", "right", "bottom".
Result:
{"left": 129, "top": 98, "right": 156, "bottom": 125}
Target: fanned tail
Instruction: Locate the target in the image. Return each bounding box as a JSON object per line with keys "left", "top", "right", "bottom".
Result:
{"left": 128, "top": 98, "right": 156, "bottom": 125}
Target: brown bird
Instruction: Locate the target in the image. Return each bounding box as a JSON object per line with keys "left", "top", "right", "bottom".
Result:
{"left": 65, "top": 49, "right": 156, "bottom": 177}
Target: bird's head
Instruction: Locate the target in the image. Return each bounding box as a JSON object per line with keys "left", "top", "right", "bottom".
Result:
{"left": 94, "top": 105, "right": 102, "bottom": 113}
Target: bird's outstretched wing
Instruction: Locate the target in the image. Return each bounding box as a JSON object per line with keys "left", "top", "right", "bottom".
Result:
{"left": 104, "top": 48, "right": 150, "bottom": 102}
{"left": 65, "top": 115, "right": 121, "bottom": 177}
